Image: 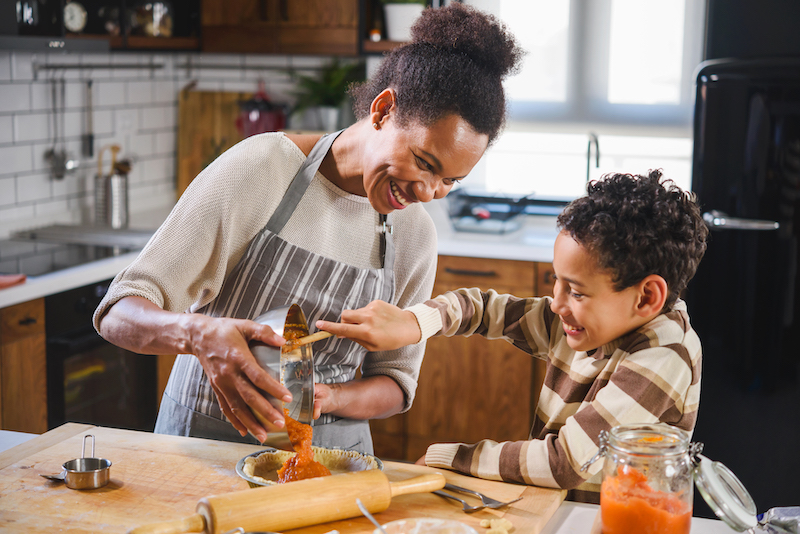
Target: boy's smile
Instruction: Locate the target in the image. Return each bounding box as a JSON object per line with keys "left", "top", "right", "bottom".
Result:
{"left": 550, "top": 231, "right": 652, "bottom": 352}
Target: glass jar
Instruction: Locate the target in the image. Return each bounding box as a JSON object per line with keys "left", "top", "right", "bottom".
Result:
{"left": 597, "top": 424, "right": 696, "bottom": 534}
{"left": 584, "top": 423, "right": 766, "bottom": 534}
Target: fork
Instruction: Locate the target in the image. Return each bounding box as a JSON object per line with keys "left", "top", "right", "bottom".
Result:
{"left": 433, "top": 490, "right": 486, "bottom": 513}
{"left": 444, "top": 483, "right": 523, "bottom": 509}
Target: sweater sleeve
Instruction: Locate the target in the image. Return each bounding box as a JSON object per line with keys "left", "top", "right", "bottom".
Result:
{"left": 407, "top": 288, "right": 554, "bottom": 356}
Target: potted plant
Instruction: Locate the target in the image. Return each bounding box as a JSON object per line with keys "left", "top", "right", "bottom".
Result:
{"left": 289, "top": 58, "right": 365, "bottom": 132}
{"left": 381, "top": 0, "right": 427, "bottom": 42}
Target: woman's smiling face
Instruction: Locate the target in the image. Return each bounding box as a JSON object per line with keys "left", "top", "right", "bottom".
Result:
{"left": 549, "top": 231, "right": 647, "bottom": 352}
{"left": 361, "top": 111, "right": 488, "bottom": 215}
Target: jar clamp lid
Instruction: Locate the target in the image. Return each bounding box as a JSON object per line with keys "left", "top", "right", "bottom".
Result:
{"left": 583, "top": 424, "right": 760, "bottom": 532}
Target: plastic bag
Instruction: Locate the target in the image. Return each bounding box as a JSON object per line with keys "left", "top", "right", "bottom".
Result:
{"left": 758, "top": 507, "right": 800, "bottom": 534}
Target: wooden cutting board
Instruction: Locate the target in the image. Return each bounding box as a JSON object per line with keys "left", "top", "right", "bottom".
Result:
{"left": 176, "top": 89, "right": 251, "bottom": 199}
{"left": 0, "top": 424, "right": 566, "bottom": 533}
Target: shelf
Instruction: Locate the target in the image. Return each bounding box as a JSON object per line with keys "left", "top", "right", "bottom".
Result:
{"left": 64, "top": 34, "right": 199, "bottom": 51}
{"left": 361, "top": 39, "right": 408, "bottom": 54}
{"left": 124, "top": 36, "right": 200, "bottom": 50}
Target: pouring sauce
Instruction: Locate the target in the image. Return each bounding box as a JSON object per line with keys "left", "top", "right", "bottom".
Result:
{"left": 277, "top": 413, "right": 331, "bottom": 483}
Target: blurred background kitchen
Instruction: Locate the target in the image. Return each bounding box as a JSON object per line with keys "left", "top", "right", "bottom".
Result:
{"left": 1, "top": 0, "right": 799, "bottom": 520}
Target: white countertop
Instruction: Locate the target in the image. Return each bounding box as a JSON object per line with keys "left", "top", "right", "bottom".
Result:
{"left": 0, "top": 207, "right": 174, "bottom": 309}
{"left": 540, "top": 501, "right": 740, "bottom": 534}
{"left": 0, "top": 202, "right": 556, "bottom": 309}
{"left": 424, "top": 199, "right": 559, "bottom": 263}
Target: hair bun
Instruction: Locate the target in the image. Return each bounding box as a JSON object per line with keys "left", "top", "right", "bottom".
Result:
{"left": 410, "top": 3, "right": 523, "bottom": 79}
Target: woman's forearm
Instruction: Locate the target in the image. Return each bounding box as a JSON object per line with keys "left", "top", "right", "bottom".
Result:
{"left": 322, "top": 375, "right": 406, "bottom": 420}
{"left": 97, "top": 296, "right": 198, "bottom": 356}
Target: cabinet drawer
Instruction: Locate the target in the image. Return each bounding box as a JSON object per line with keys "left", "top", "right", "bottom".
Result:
{"left": 0, "top": 299, "right": 45, "bottom": 344}
{"left": 435, "top": 256, "right": 535, "bottom": 290}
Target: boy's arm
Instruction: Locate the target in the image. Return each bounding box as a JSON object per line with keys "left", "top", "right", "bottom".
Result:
{"left": 318, "top": 288, "right": 553, "bottom": 354}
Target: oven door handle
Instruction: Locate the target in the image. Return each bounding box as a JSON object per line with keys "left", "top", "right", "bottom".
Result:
{"left": 48, "top": 330, "right": 107, "bottom": 353}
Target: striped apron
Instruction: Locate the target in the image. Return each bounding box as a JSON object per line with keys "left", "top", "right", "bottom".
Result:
{"left": 154, "top": 131, "right": 395, "bottom": 454}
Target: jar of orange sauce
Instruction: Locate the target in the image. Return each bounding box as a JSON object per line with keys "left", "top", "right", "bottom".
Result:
{"left": 583, "top": 423, "right": 760, "bottom": 534}
{"left": 597, "top": 424, "right": 696, "bottom": 534}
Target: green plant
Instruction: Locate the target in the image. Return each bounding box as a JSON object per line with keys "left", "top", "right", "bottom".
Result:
{"left": 289, "top": 59, "right": 365, "bottom": 113}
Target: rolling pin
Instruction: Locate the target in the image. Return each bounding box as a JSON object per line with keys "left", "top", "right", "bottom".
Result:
{"left": 129, "top": 469, "right": 446, "bottom": 534}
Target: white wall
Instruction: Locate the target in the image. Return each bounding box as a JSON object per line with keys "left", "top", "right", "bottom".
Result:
{"left": 0, "top": 50, "right": 335, "bottom": 240}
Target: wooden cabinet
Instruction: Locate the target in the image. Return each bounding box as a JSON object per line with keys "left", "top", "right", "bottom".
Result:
{"left": 201, "top": 0, "right": 359, "bottom": 55}
{"left": 371, "top": 256, "right": 555, "bottom": 462}
{"left": 0, "top": 299, "right": 48, "bottom": 434}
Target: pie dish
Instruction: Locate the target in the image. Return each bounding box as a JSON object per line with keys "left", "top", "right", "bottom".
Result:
{"left": 236, "top": 446, "right": 383, "bottom": 487}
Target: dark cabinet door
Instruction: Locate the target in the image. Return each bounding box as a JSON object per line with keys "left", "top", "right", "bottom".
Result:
{"left": 201, "top": 0, "right": 279, "bottom": 54}
{"left": 201, "top": 0, "right": 358, "bottom": 55}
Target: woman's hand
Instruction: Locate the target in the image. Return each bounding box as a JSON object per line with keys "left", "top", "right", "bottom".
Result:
{"left": 415, "top": 454, "right": 427, "bottom": 466}
{"left": 98, "top": 296, "right": 292, "bottom": 444}
{"left": 312, "top": 383, "right": 340, "bottom": 420}
{"left": 315, "top": 300, "right": 421, "bottom": 352}
{"left": 188, "top": 314, "right": 292, "bottom": 442}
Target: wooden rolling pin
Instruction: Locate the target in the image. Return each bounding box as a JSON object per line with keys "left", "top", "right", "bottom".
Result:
{"left": 129, "top": 469, "right": 446, "bottom": 534}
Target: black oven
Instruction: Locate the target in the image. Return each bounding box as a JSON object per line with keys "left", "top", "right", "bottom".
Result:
{"left": 45, "top": 279, "right": 158, "bottom": 431}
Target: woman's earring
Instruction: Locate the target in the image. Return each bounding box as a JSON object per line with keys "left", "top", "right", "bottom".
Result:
{"left": 373, "top": 122, "right": 380, "bottom": 130}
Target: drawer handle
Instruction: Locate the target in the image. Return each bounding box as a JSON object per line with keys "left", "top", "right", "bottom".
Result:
{"left": 542, "top": 271, "right": 555, "bottom": 285}
{"left": 18, "top": 316, "right": 37, "bottom": 326}
{"left": 444, "top": 267, "right": 497, "bottom": 278}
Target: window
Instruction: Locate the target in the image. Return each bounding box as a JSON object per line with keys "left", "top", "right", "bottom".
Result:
{"left": 463, "top": 0, "right": 706, "bottom": 196}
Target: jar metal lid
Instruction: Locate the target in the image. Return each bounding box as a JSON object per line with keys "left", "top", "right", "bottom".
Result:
{"left": 693, "top": 454, "right": 758, "bottom": 531}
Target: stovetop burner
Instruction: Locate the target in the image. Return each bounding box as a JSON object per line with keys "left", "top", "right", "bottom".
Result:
{"left": 0, "top": 240, "right": 137, "bottom": 277}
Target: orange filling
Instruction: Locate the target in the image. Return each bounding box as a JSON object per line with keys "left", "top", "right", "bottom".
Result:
{"left": 600, "top": 466, "right": 691, "bottom": 534}
{"left": 276, "top": 413, "right": 331, "bottom": 483}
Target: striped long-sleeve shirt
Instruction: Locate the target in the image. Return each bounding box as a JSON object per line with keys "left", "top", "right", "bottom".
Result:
{"left": 407, "top": 288, "right": 701, "bottom": 492}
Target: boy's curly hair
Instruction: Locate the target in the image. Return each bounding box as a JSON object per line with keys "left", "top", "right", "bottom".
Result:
{"left": 556, "top": 170, "right": 708, "bottom": 310}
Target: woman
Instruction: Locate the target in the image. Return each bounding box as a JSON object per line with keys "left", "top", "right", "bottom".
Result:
{"left": 94, "top": 3, "right": 523, "bottom": 453}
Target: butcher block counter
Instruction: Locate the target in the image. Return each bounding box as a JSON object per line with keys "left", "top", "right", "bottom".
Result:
{"left": 0, "top": 424, "right": 566, "bottom": 533}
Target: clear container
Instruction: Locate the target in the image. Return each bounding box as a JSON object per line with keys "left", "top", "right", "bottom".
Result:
{"left": 598, "top": 424, "right": 694, "bottom": 534}
{"left": 584, "top": 423, "right": 766, "bottom": 534}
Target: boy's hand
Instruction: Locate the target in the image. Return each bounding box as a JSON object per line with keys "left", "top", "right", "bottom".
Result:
{"left": 315, "top": 300, "right": 421, "bottom": 351}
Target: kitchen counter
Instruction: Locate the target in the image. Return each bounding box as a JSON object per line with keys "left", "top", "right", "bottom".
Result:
{"left": 0, "top": 424, "right": 566, "bottom": 533}
{"left": 425, "top": 199, "right": 559, "bottom": 263}
{"left": 0, "top": 425, "right": 742, "bottom": 534}
{"left": 0, "top": 207, "right": 172, "bottom": 309}
{"left": 0, "top": 202, "right": 557, "bottom": 310}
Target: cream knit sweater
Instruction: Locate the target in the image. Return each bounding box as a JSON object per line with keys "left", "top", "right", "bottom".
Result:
{"left": 94, "top": 132, "right": 438, "bottom": 407}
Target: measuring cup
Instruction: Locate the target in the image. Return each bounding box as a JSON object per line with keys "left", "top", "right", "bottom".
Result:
{"left": 249, "top": 304, "right": 315, "bottom": 446}
{"left": 40, "top": 434, "right": 112, "bottom": 490}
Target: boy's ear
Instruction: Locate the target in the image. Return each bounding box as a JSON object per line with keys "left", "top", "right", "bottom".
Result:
{"left": 635, "top": 275, "right": 668, "bottom": 317}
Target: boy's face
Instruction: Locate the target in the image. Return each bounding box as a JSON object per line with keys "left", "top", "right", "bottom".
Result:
{"left": 550, "top": 231, "right": 648, "bottom": 352}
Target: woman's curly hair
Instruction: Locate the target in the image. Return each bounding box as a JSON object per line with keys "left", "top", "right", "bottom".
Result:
{"left": 556, "top": 170, "right": 709, "bottom": 310}
{"left": 349, "top": 3, "right": 524, "bottom": 144}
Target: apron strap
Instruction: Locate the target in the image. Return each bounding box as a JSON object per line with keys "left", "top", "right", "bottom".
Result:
{"left": 265, "top": 128, "right": 396, "bottom": 279}
{"left": 266, "top": 129, "right": 345, "bottom": 234}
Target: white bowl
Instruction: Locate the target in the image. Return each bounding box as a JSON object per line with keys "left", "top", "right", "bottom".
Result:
{"left": 375, "top": 518, "right": 478, "bottom": 534}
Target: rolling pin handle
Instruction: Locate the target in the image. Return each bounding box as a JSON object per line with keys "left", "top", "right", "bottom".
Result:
{"left": 390, "top": 472, "right": 446, "bottom": 497}
{"left": 127, "top": 513, "right": 206, "bottom": 534}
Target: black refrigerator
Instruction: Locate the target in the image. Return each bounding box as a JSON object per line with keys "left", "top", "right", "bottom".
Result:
{"left": 686, "top": 57, "right": 800, "bottom": 517}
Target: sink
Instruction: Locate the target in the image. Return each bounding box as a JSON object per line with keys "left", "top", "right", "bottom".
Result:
{"left": 13, "top": 224, "right": 154, "bottom": 249}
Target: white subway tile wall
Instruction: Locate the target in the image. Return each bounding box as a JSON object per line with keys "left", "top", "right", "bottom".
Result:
{"left": 0, "top": 50, "right": 332, "bottom": 239}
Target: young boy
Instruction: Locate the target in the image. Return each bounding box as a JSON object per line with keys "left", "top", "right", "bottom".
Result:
{"left": 316, "top": 170, "right": 708, "bottom": 499}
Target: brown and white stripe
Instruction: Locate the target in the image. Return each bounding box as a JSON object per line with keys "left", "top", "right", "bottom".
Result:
{"left": 419, "top": 289, "right": 701, "bottom": 492}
